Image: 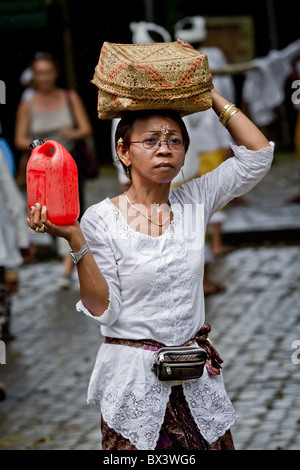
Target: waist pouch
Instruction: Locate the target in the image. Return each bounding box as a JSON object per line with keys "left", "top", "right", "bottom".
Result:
{"left": 152, "top": 345, "right": 207, "bottom": 381}
{"left": 104, "top": 323, "right": 222, "bottom": 381}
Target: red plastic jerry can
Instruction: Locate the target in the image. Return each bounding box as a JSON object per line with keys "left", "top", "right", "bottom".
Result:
{"left": 26, "top": 139, "right": 80, "bottom": 225}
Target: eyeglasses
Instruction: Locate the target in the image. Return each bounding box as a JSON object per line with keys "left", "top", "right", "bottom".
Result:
{"left": 129, "top": 137, "right": 185, "bottom": 150}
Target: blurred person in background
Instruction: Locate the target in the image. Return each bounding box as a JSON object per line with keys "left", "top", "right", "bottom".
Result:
{"left": 14, "top": 51, "right": 93, "bottom": 289}
{"left": 173, "top": 16, "right": 236, "bottom": 294}
{"left": 0, "top": 120, "right": 16, "bottom": 177}
{"left": 19, "top": 66, "right": 35, "bottom": 102}
{"left": 242, "top": 38, "right": 300, "bottom": 203}
{"left": 0, "top": 146, "right": 34, "bottom": 399}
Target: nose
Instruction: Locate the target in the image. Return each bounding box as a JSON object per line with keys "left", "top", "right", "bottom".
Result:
{"left": 157, "top": 140, "right": 171, "bottom": 155}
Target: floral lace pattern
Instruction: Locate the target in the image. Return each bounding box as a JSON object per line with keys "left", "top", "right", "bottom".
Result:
{"left": 88, "top": 380, "right": 171, "bottom": 450}
{"left": 136, "top": 237, "right": 199, "bottom": 345}
{"left": 88, "top": 369, "right": 237, "bottom": 449}
{"left": 105, "top": 197, "right": 202, "bottom": 346}
{"left": 183, "top": 373, "right": 238, "bottom": 445}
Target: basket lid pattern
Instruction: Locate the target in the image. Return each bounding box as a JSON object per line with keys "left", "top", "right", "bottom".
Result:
{"left": 92, "top": 41, "right": 213, "bottom": 119}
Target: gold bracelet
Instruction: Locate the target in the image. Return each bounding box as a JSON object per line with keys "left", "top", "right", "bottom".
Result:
{"left": 219, "top": 104, "right": 236, "bottom": 125}
{"left": 219, "top": 103, "right": 235, "bottom": 124}
{"left": 219, "top": 101, "right": 240, "bottom": 127}
{"left": 222, "top": 107, "right": 240, "bottom": 127}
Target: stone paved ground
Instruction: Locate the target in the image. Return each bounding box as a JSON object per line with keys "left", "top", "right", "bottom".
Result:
{"left": 206, "top": 246, "right": 300, "bottom": 450}
{"left": 0, "top": 262, "right": 103, "bottom": 450}
{"left": 0, "top": 153, "right": 300, "bottom": 450}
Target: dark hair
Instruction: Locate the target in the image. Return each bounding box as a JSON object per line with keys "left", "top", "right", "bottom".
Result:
{"left": 115, "top": 109, "right": 190, "bottom": 176}
{"left": 30, "top": 51, "right": 60, "bottom": 72}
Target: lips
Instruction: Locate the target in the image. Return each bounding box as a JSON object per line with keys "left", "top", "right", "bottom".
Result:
{"left": 155, "top": 162, "right": 173, "bottom": 168}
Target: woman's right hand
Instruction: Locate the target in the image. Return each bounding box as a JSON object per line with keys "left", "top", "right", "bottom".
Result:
{"left": 27, "top": 203, "right": 85, "bottom": 249}
{"left": 28, "top": 203, "right": 110, "bottom": 317}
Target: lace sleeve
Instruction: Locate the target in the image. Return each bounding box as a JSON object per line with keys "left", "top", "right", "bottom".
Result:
{"left": 172, "top": 142, "right": 274, "bottom": 222}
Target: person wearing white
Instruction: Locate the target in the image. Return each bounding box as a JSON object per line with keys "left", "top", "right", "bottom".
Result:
{"left": 28, "top": 79, "right": 274, "bottom": 450}
{"left": 111, "top": 21, "right": 172, "bottom": 191}
{"left": 173, "top": 17, "right": 236, "bottom": 294}
{"left": 0, "top": 149, "right": 31, "bottom": 271}
{"left": 78, "top": 140, "right": 273, "bottom": 449}
{"left": 0, "top": 148, "right": 32, "bottom": 345}
{"left": 174, "top": 15, "right": 235, "bottom": 174}
{"left": 243, "top": 38, "right": 300, "bottom": 127}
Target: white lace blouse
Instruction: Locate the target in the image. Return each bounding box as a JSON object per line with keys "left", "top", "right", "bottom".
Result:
{"left": 76, "top": 142, "right": 274, "bottom": 450}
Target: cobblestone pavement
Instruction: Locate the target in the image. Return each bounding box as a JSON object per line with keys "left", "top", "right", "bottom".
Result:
{"left": 206, "top": 246, "right": 300, "bottom": 450}
{"left": 0, "top": 154, "right": 300, "bottom": 450}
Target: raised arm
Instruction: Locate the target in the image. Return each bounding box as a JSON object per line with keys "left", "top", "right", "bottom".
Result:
{"left": 176, "top": 38, "right": 270, "bottom": 151}
{"left": 211, "top": 89, "right": 270, "bottom": 151}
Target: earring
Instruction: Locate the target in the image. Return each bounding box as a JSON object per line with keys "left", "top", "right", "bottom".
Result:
{"left": 181, "top": 168, "right": 186, "bottom": 184}
{"left": 126, "top": 166, "right": 131, "bottom": 180}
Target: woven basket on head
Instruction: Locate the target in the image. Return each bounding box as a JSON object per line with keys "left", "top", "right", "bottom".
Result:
{"left": 92, "top": 41, "right": 213, "bottom": 119}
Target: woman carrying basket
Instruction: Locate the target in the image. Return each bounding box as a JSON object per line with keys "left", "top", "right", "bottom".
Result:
{"left": 27, "top": 39, "right": 273, "bottom": 450}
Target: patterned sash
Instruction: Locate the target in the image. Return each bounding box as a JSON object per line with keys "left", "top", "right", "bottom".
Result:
{"left": 104, "top": 323, "right": 223, "bottom": 376}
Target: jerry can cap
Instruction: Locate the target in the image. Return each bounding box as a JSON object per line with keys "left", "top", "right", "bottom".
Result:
{"left": 29, "top": 139, "right": 44, "bottom": 151}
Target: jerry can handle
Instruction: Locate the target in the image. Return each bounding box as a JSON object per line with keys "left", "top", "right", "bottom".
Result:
{"left": 29, "top": 139, "right": 57, "bottom": 158}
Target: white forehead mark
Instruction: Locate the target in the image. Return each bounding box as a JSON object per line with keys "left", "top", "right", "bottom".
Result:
{"left": 161, "top": 125, "right": 170, "bottom": 137}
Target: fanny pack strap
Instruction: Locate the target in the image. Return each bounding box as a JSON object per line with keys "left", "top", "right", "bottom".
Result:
{"left": 104, "top": 323, "right": 223, "bottom": 377}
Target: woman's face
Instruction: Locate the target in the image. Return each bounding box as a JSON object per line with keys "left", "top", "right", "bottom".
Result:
{"left": 120, "top": 115, "right": 186, "bottom": 184}
{"left": 32, "top": 59, "right": 58, "bottom": 93}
